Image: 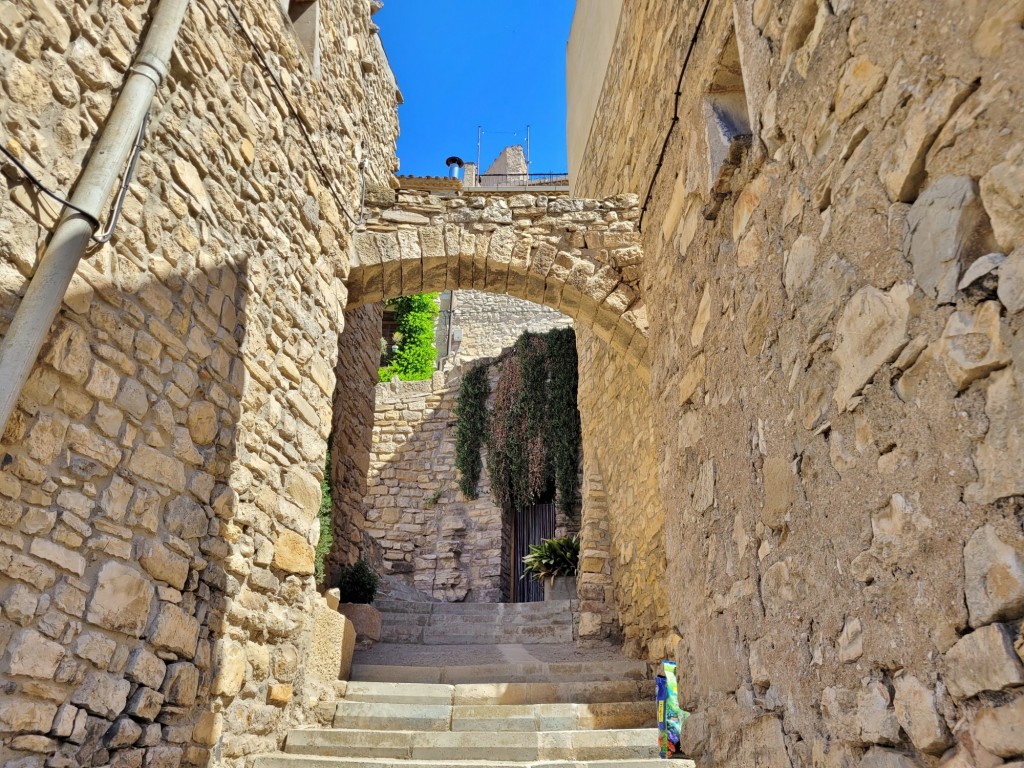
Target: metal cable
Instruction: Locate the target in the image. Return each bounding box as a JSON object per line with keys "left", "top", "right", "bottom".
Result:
{"left": 0, "top": 143, "right": 100, "bottom": 229}
{"left": 637, "top": 0, "right": 713, "bottom": 233}
{"left": 221, "top": 0, "right": 366, "bottom": 228}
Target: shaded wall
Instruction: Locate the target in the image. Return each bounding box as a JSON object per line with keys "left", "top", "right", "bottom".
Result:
{"left": 571, "top": 0, "right": 1024, "bottom": 766}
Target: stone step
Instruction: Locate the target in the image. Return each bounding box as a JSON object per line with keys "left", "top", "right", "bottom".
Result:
{"left": 255, "top": 755, "right": 679, "bottom": 768}
{"left": 282, "top": 728, "right": 659, "bottom": 762}
{"left": 375, "top": 600, "right": 575, "bottom": 616}
{"left": 351, "top": 659, "right": 649, "bottom": 685}
{"left": 331, "top": 701, "right": 655, "bottom": 732}
{"left": 342, "top": 680, "right": 655, "bottom": 706}
{"left": 381, "top": 626, "right": 574, "bottom": 645}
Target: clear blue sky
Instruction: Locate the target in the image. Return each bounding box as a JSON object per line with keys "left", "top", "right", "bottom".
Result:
{"left": 375, "top": 1, "right": 575, "bottom": 177}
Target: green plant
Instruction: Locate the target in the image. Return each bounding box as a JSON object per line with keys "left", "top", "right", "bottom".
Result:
{"left": 335, "top": 559, "right": 380, "bottom": 604}
{"left": 378, "top": 293, "right": 439, "bottom": 382}
{"left": 424, "top": 486, "right": 443, "bottom": 508}
{"left": 454, "top": 363, "right": 490, "bottom": 499}
{"left": 314, "top": 445, "right": 333, "bottom": 585}
{"left": 521, "top": 535, "right": 580, "bottom": 584}
{"left": 544, "top": 327, "right": 582, "bottom": 519}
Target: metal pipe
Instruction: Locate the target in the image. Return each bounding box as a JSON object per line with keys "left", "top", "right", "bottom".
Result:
{"left": 0, "top": 0, "right": 191, "bottom": 433}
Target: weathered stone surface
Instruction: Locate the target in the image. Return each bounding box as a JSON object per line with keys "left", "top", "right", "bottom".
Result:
{"left": 308, "top": 601, "right": 355, "bottom": 682}
{"left": 762, "top": 456, "right": 797, "bottom": 529}
{"left": 857, "top": 681, "right": 901, "bottom": 745}
{"left": 186, "top": 402, "right": 218, "bottom": 445}
{"left": 126, "top": 445, "right": 185, "bottom": 492}
{"left": 965, "top": 366, "right": 1024, "bottom": 504}
{"left": 944, "top": 623, "right": 1024, "bottom": 698}
{"left": 972, "top": 697, "right": 1024, "bottom": 758}
{"left": 138, "top": 540, "right": 189, "bottom": 590}
{"left": 904, "top": 176, "right": 986, "bottom": 303}
{"left": 832, "top": 284, "right": 912, "bottom": 410}
{"left": 125, "top": 686, "right": 163, "bottom": 722}
{"left": 212, "top": 641, "right": 246, "bottom": 696}
{"left": 981, "top": 156, "right": 1024, "bottom": 252}
{"left": 148, "top": 604, "right": 200, "bottom": 658}
{"left": 85, "top": 562, "right": 155, "bottom": 638}
{"left": 125, "top": 647, "right": 166, "bottom": 690}
{"left": 337, "top": 603, "right": 383, "bottom": 644}
{"left": 940, "top": 302, "right": 1011, "bottom": 390}
{"left": 0, "top": 697, "right": 57, "bottom": 733}
{"left": 267, "top": 683, "right": 293, "bottom": 705}
{"left": 834, "top": 55, "right": 886, "bottom": 123}
{"left": 999, "top": 246, "right": 1024, "bottom": 314}
{"left": 5, "top": 628, "right": 64, "bottom": 679}
{"left": 879, "top": 78, "right": 973, "bottom": 202}
{"left": 70, "top": 672, "right": 130, "bottom": 719}
{"left": 838, "top": 617, "right": 864, "bottom": 663}
{"left": 858, "top": 747, "right": 927, "bottom": 768}
{"left": 962, "top": 525, "right": 1024, "bottom": 627}
{"left": 272, "top": 529, "right": 315, "bottom": 575}
{"left": 892, "top": 675, "right": 952, "bottom": 754}
{"left": 161, "top": 662, "right": 199, "bottom": 706}
{"left": 103, "top": 717, "right": 142, "bottom": 749}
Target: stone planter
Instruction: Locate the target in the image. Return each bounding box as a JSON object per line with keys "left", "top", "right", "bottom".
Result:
{"left": 544, "top": 575, "right": 577, "bottom": 601}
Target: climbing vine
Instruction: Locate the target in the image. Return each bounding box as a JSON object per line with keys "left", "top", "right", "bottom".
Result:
{"left": 314, "top": 444, "right": 333, "bottom": 585}
{"left": 378, "top": 293, "right": 439, "bottom": 382}
{"left": 454, "top": 363, "right": 490, "bottom": 500}
{"left": 454, "top": 327, "right": 582, "bottom": 518}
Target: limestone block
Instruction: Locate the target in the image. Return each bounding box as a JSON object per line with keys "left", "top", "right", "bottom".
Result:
{"left": 267, "top": 683, "right": 293, "bottom": 706}
{"left": 981, "top": 157, "right": 1024, "bottom": 252}
{"left": 138, "top": 539, "right": 190, "bottom": 590}
{"left": 308, "top": 600, "right": 356, "bottom": 683}
{"left": 127, "top": 445, "right": 185, "bottom": 492}
{"left": 966, "top": 367, "right": 1024, "bottom": 504}
{"left": 944, "top": 624, "right": 1024, "bottom": 698}
{"left": 962, "top": 525, "right": 1024, "bottom": 627}
{"left": 972, "top": 697, "right": 1024, "bottom": 757}
{"left": 784, "top": 235, "right": 817, "bottom": 298}
{"left": 892, "top": 675, "right": 952, "bottom": 754}
{"left": 838, "top": 617, "right": 864, "bottom": 663}
{"left": 5, "top": 628, "right": 64, "bottom": 679}
{"left": 338, "top": 603, "right": 383, "bottom": 645}
{"left": 192, "top": 712, "right": 223, "bottom": 747}
{"left": 834, "top": 55, "right": 886, "bottom": 123}
{"left": 162, "top": 662, "right": 199, "bottom": 706}
{"left": 85, "top": 562, "right": 155, "bottom": 638}
{"left": 856, "top": 682, "right": 901, "bottom": 745}
{"left": 104, "top": 717, "right": 142, "bottom": 748}
{"left": 999, "top": 246, "right": 1024, "bottom": 314}
{"left": 126, "top": 687, "right": 163, "bottom": 721}
{"left": 273, "top": 529, "right": 315, "bottom": 575}
{"left": 186, "top": 402, "right": 218, "bottom": 445}
{"left": 1, "top": 584, "right": 39, "bottom": 626}
{"left": 879, "top": 78, "right": 973, "bottom": 202}
{"left": 285, "top": 468, "right": 322, "bottom": 518}
{"left": 126, "top": 647, "right": 166, "bottom": 690}
{"left": 148, "top": 603, "right": 200, "bottom": 658}
{"left": 904, "top": 176, "right": 986, "bottom": 303}
{"left": 858, "top": 747, "right": 926, "bottom": 768}
{"left": 940, "top": 302, "right": 1011, "bottom": 389}
{"left": 71, "top": 671, "right": 130, "bottom": 719}
{"left": 762, "top": 456, "right": 797, "bottom": 530}
{"left": 832, "top": 283, "right": 912, "bottom": 410}
{"left": 0, "top": 697, "right": 57, "bottom": 733}
{"left": 212, "top": 641, "right": 246, "bottom": 696}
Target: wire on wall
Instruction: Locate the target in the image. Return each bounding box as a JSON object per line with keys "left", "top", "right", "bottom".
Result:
{"left": 221, "top": 0, "right": 366, "bottom": 229}
{"left": 637, "top": 0, "right": 713, "bottom": 233}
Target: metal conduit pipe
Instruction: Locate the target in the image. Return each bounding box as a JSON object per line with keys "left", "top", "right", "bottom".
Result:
{"left": 0, "top": 0, "right": 191, "bottom": 434}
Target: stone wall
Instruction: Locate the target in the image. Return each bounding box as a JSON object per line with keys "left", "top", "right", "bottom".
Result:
{"left": 572, "top": 1, "right": 1024, "bottom": 766}
{"left": 328, "top": 304, "right": 383, "bottom": 582}
{"left": 0, "top": 0, "right": 398, "bottom": 766}
{"left": 446, "top": 289, "right": 572, "bottom": 365}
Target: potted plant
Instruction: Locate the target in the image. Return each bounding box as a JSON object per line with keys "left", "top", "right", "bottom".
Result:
{"left": 522, "top": 535, "right": 580, "bottom": 600}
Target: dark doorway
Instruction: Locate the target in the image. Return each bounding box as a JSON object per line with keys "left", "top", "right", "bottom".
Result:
{"left": 508, "top": 496, "right": 556, "bottom": 603}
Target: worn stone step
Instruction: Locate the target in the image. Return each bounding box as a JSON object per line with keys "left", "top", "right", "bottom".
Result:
{"left": 352, "top": 660, "right": 649, "bottom": 685}
{"left": 256, "top": 755, "right": 678, "bottom": 768}
{"left": 330, "top": 700, "right": 654, "bottom": 732}
{"left": 341, "top": 680, "right": 654, "bottom": 706}
{"left": 382, "top": 625, "right": 574, "bottom": 643}
{"left": 375, "top": 600, "right": 575, "bottom": 616}
{"left": 283, "top": 728, "right": 659, "bottom": 762}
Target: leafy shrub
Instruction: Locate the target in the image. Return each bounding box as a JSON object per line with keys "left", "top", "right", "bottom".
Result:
{"left": 454, "top": 363, "right": 490, "bottom": 499}
{"left": 521, "top": 535, "right": 580, "bottom": 583}
{"left": 378, "top": 293, "right": 439, "bottom": 382}
{"left": 314, "top": 446, "right": 333, "bottom": 585}
{"left": 335, "top": 560, "right": 380, "bottom": 604}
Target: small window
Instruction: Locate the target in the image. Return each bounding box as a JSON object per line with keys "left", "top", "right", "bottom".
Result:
{"left": 704, "top": 31, "right": 751, "bottom": 192}
{"left": 285, "top": 0, "right": 320, "bottom": 76}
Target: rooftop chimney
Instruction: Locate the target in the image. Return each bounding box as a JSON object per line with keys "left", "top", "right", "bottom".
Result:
{"left": 445, "top": 156, "right": 464, "bottom": 180}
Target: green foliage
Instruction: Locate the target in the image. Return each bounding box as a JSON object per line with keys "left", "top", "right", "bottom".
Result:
{"left": 314, "top": 445, "right": 333, "bottom": 586}
{"left": 379, "top": 293, "right": 439, "bottom": 382}
{"left": 544, "top": 328, "right": 582, "bottom": 519}
{"left": 521, "top": 535, "right": 580, "bottom": 583}
{"left": 335, "top": 560, "right": 380, "bottom": 604}
{"left": 485, "top": 328, "right": 582, "bottom": 518}
{"left": 454, "top": 364, "right": 490, "bottom": 499}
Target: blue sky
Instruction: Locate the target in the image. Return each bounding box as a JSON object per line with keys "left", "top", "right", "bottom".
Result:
{"left": 376, "top": 1, "right": 575, "bottom": 178}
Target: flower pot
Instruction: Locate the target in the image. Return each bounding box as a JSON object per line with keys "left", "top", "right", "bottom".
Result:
{"left": 543, "top": 575, "right": 577, "bottom": 601}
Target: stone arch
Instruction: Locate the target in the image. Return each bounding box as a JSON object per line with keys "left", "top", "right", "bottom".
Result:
{"left": 345, "top": 188, "right": 651, "bottom": 366}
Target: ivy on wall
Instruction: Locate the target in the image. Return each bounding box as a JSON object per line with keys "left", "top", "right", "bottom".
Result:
{"left": 378, "top": 293, "right": 440, "bottom": 382}
{"left": 454, "top": 327, "right": 582, "bottom": 519}
{"left": 454, "top": 364, "right": 490, "bottom": 499}
{"left": 314, "top": 445, "right": 333, "bottom": 585}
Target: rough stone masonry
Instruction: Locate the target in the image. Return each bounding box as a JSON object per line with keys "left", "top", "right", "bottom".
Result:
{"left": 572, "top": 0, "right": 1024, "bottom": 767}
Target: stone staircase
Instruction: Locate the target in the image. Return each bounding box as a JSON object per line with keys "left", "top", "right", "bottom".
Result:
{"left": 255, "top": 600, "right": 679, "bottom": 767}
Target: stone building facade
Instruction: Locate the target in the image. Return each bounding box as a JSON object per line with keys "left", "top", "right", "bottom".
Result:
{"left": 0, "top": 0, "right": 398, "bottom": 765}
{"left": 569, "top": 1, "right": 1024, "bottom": 767}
